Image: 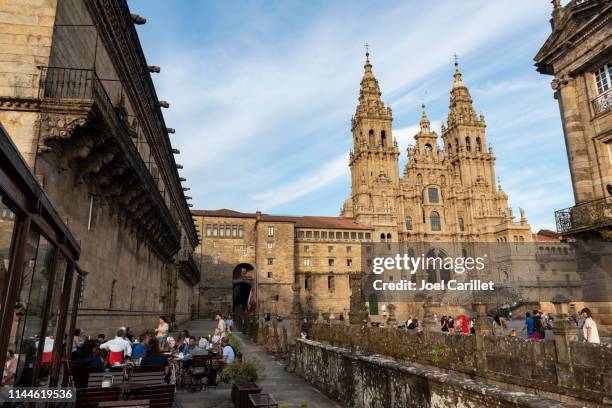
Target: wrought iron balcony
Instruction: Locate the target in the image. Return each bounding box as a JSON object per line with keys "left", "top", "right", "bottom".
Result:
{"left": 555, "top": 197, "right": 612, "bottom": 234}
{"left": 178, "top": 250, "right": 200, "bottom": 285}
{"left": 592, "top": 90, "right": 612, "bottom": 116}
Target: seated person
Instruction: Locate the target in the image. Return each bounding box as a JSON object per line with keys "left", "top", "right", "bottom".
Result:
{"left": 211, "top": 328, "right": 223, "bottom": 345}
{"left": 198, "top": 337, "right": 209, "bottom": 349}
{"left": 220, "top": 338, "right": 235, "bottom": 365}
{"left": 183, "top": 336, "right": 199, "bottom": 355}
{"left": 132, "top": 334, "right": 148, "bottom": 358}
{"left": 3, "top": 350, "right": 17, "bottom": 385}
{"left": 76, "top": 340, "right": 105, "bottom": 373}
{"left": 140, "top": 337, "right": 170, "bottom": 377}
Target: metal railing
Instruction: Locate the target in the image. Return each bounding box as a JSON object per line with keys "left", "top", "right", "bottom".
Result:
{"left": 592, "top": 89, "right": 612, "bottom": 116}
{"left": 39, "top": 67, "right": 95, "bottom": 100}
{"left": 555, "top": 196, "right": 612, "bottom": 234}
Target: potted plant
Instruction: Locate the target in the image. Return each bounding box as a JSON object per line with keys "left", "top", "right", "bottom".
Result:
{"left": 224, "top": 358, "right": 262, "bottom": 408}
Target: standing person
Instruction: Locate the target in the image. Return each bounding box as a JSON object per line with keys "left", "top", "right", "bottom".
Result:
{"left": 447, "top": 316, "right": 455, "bottom": 332}
{"left": 215, "top": 312, "right": 226, "bottom": 334}
{"left": 533, "top": 310, "right": 545, "bottom": 339}
{"left": 99, "top": 328, "right": 132, "bottom": 366}
{"left": 72, "top": 329, "right": 84, "bottom": 357}
{"left": 226, "top": 315, "right": 234, "bottom": 332}
{"left": 125, "top": 327, "right": 135, "bottom": 343}
{"left": 580, "top": 308, "right": 600, "bottom": 344}
{"left": 440, "top": 316, "right": 449, "bottom": 332}
{"left": 155, "top": 316, "right": 169, "bottom": 343}
{"left": 522, "top": 312, "right": 534, "bottom": 338}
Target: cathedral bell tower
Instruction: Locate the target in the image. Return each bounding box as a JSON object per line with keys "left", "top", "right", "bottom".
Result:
{"left": 342, "top": 50, "right": 401, "bottom": 241}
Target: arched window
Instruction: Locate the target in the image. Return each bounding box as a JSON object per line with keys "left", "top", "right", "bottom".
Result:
{"left": 405, "top": 217, "right": 413, "bottom": 231}
{"left": 381, "top": 130, "right": 387, "bottom": 146}
{"left": 439, "top": 250, "right": 451, "bottom": 282}
{"left": 386, "top": 233, "right": 392, "bottom": 241}
{"left": 458, "top": 218, "right": 465, "bottom": 232}
{"left": 380, "top": 233, "right": 386, "bottom": 242}
{"left": 430, "top": 211, "right": 441, "bottom": 231}
{"left": 455, "top": 138, "right": 459, "bottom": 153}
{"left": 428, "top": 187, "right": 439, "bottom": 203}
{"left": 424, "top": 143, "right": 432, "bottom": 157}
{"left": 368, "top": 294, "right": 379, "bottom": 315}
{"left": 465, "top": 137, "right": 471, "bottom": 152}
{"left": 448, "top": 143, "right": 452, "bottom": 152}
{"left": 416, "top": 174, "right": 422, "bottom": 184}
{"left": 476, "top": 137, "right": 482, "bottom": 152}
{"left": 369, "top": 129, "right": 374, "bottom": 145}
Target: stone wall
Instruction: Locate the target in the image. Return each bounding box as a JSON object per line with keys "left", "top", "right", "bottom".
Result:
{"left": 294, "top": 339, "right": 573, "bottom": 408}
{"left": 309, "top": 321, "right": 612, "bottom": 406}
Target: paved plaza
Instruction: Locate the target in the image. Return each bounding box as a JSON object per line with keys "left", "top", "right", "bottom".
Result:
{"left": 175, "top": 320, "right": 341, "bottom": 408}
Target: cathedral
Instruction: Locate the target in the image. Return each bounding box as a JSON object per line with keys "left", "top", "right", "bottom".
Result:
{"left": 341, "top": 52, "right": 533, "bottom": 245}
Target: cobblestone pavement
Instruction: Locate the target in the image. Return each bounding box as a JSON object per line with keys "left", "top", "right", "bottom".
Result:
{"left": 174, "top": 320, "right": 342, "bottom": 408}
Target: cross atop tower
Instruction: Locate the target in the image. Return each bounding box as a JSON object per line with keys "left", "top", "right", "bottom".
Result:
{"left": 453, "top": 53, "right": 459, "bottom": 70}
{"left": 364, "top": 42, "right": 370, "bottom": 62}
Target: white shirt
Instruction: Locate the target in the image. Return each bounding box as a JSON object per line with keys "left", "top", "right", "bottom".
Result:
{"left": 217, "top": 319, "right": 226, "bottom": 333}
{"left": 100, "top": 336, "right": 132, "bottom": 356}
{"left": 583, "top": 317, "right": 600, "bottom": 344}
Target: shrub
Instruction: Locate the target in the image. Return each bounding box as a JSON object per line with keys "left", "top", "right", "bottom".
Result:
{"left": 229, "top": 335, "right": 244, "bottom": 354}
{"left": 221, "top": 357, "right": 261, "bottom": 384}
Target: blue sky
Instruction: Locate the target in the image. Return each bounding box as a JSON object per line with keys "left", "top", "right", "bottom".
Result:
{"left": 133, "top": 0, "right": 574, "bottom": 232}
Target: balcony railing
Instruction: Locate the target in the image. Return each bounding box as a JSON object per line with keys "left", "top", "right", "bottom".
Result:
{"left": 555, "top": 197, "right": 612, "bottom": 234}
{"left": 592, "top": 90, "right": 612, "bottom": 116}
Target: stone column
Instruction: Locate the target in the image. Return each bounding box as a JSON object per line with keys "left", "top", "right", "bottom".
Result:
{"left": 554, "top": 77, "right": 594, "bottom": 203}
{"left": 256, "top": 300, "right": 265, "bottom": 346}
{"left": 421, "top": 298, "right": 439, "bottom": 333}
{"left": 348, "top": 272, "right": 369, "bottom": 356}
{"left": 290, "top": 283, "right": 302, "bottom": 345}
{"left": 551, "top": 294, "right": 578, "bottom": 386}
{"left": 472, "top": 302, "right": 489, "bottom": 372}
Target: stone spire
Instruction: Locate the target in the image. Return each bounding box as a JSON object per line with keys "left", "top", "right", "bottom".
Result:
{"left": 355, "top": 49, "right": 390, "bottom": 120}
{"left": 419, "top": 103, "right": 431, "bottom": 132}
{"left": 447, "top": 58, "right": 481, "bottom": 128}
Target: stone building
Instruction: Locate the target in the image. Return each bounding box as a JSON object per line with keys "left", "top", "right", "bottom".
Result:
{"left": 0, "top": 0, "right": 199, "bottom": 335}
{"left": 534, "top": 0, "right": 611, "bottom": 335}
{"left": 192, "top": 209, "right": 373, "bottom": 320}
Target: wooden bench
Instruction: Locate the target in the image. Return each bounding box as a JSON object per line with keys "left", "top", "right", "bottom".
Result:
{"left": 76, "top": 387, "right": 121, "bottom": 408}
{"left": 130, "top": 370, "right": 166, "bottom": 386}
{"left": 87, "top": 372, "right": 125, "bottom": 388}
{"left": 98, "top": 400, "right": 150, "bottom": 408}
{"left": 129, "top": 384, "right": 175, "bottom": 408}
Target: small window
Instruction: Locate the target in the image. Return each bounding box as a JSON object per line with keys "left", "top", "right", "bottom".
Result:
{"left": 298, "top": 230, "right": 304, "bottom": 238}
{"left": 351, "top": 232, "right": 357, "bottom": 239}
{"left": 358, "top": 232, "right": 364, "bottom": 239}
{"left": 219, "top": 225, "right": 225, "bottom": 237}
{"left": 267, "top": 258, "right": 274, "bottom": 265}
{"left": 314, "top": 231, "right": 320, "bottom": 239}
{"left": 365, "top": 232, "right": 371, "bottom": 240}
{"left": 405, "top": 217, "right": 413, "bottom": 231}
{"left": 594, "top": 63, "right": 612, "bottom": 95}
{"left": 321, "top": 231, "right": 328, "bottom": 239}
{"left": 304, "top": 245, "right": 310, "bottom": 252}
{"left": 328, "top": 275, "right": 335, "bottom": 291}
{"left": 267, "top": 241, "right": 274, "bottom": 249}
{"left": 328, "top": 258, "right": 334, "bottom": 266}
{"left": 346, "top": 246, "right": 352, "bottom": 253}
{"left": 347, "top": 258, "right": 353, "bottom": 267}
{"left": 212, "top": 255, "right": 219, "bottom": 264}
{"left": 206, "top": 224, "right": 212, "bottom": 236}
{"left": 305, "top": 274, "right": 312, "bottom": 290}
{"left": 466, "top": 137, "right": 471, "bottom": 152}
{"left": 267, "top": 226, "right": 275, "bottom": 237}
{"left": 232, "top": 225, "right": 237, "bottom": 237}
{"left": 328, "top": 245, "right": 334, "bottom": 252}
{"left": 458, "top": 218, "right": 465, "bottom": 232}
{"left": 306, "top": 230, "right": 312, "bottom": 238}
{"left": 343, "top": 232, "right": 349, "bottom": 239}
{"left": 428, "top": 187, "right": 439, "bottom": 203}
{"left": 304, "top": 258, "right": 310, "bottom": 266}
{"left": 267, "top": 271, "right": 273, "bottom": 278}
{"left": 336, "top": 232, "right": 342, "bottom": 239}
{"left": 212, "top": 224, "right": 218, "bottom": 236}
{"left": 430, "top": 211, "right": 441, "bottom": 231}
{"left": 238, "top": 225, "right": 244, "bottom": 238}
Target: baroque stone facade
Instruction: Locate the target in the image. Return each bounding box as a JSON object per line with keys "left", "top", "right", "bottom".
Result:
{"left": 534, "top": 0, "right": 612, "bottom": 336}
{"left": 0, "top": 0, "right": 199, "bottom": 335}
{"left": 341, "top": 52, "right": 533, "bottom": 245}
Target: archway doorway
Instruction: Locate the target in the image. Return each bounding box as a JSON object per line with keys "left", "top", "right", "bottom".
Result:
{"left": 232, "top": 263, "right": 254, "bottom": 314}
